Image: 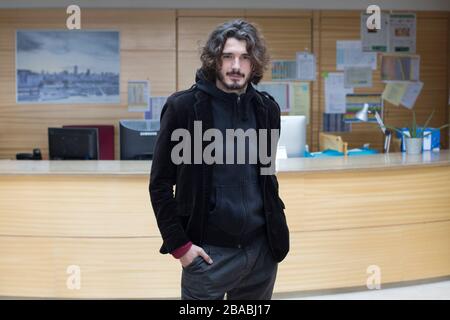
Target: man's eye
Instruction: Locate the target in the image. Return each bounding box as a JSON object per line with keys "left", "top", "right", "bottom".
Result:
{"left": 222, "top": 54, "right": 233, "bottom": 59}
{"left": 242, "top": 56, "right": 250, "bottom": 60}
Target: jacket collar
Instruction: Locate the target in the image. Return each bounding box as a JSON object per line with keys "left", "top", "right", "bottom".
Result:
{"left": 193, "top": 86, "right": 268, "bottom": 132}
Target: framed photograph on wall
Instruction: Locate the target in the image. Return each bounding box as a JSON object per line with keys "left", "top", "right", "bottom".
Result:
{"left": 16, "top": 30, "right": 120, "bottom": 104}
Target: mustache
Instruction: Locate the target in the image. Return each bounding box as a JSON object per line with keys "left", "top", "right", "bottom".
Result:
{"left": 226, "top": 72, "right": 245, "bottom": 77}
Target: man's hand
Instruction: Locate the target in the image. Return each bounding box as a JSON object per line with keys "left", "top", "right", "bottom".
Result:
{"left": 180, "top": 244, "right": 213, "bottom": 268}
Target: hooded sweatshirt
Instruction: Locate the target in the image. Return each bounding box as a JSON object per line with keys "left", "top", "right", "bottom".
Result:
{"left": 195, "top": 70, "right": 265, "bottom": 246}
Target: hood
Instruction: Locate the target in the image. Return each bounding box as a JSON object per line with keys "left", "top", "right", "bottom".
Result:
{"left": 195, "top": 69, "right": 256, "bottom": 122}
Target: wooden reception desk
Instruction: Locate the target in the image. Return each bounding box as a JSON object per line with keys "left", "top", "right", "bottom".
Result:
{"left": 0, "top": 151, "right": 449, "bottom": 298}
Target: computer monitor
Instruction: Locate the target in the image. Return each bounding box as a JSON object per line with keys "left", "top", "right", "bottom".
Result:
{"left": 278, "top": 115, "right": 307, "bottom": 158}
{"left": 48, "top": 127, "right": 99, "bottom": 160}
{"left": 63, "top": 125, "right": 115, "bottom": 160}
{"left": 119, "top": 119, "right": 160, "bottom": 160}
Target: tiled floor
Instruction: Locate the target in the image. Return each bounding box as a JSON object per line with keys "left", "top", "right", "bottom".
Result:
{"left": 274, "top": 278, "right": 450, "bottom": 300}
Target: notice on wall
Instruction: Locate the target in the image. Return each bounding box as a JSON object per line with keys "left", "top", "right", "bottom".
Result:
{"left": 345, "top": 94, "right": 383, "bottom": 123}
{"left": 389, "top": 13, "right": 416, "bottom": 53}
{"left": 144, "top": 96, "right": 168, "bottom": 120}
{"left": 296, "top": 52, "right": 316, "bottom": 81}
{"left": 361, "top": 12, "right": 390, "bottom": 52}
{"left": 289, "top": 82, "right": 310, "bottom": 124}
{"left": 271, "top": 60, "right": 297, "bottom": 80}
{"left": 380, "top": 54, "right": 420, "bottom": 81}
{"left": 344, "top": 66, "right": 373, "bottom": 88}
{"left": 256, "top": 81, "right": 310, "bottom": 121}
{"left": 324, "top": 72, "right": 354, "bottom": 114}
{"left": 400, "top": 81, "right": 423, "bottom": 109}
{"left": 336, "top": 40, "right": 377, "bottom": 71}
{"left": 255, "top": 82, "right": 290, "bottom": 112}
{"left": 128, "top": 80, "right": 150, "bottom": 112}
{"left": 382, "top": 82, "right": 408, "bottom": 106}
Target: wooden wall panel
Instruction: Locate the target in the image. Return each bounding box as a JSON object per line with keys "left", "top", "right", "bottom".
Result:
{"left": 0, "top": 9, "right": 449, "bottom": 158}
{"left": 0, "top": 9, "right": 176, "bottom": 160}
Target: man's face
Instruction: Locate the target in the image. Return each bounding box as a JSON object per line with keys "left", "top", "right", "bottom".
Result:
{"left": 216, "top": 37, "right": 252, "bottom": 94}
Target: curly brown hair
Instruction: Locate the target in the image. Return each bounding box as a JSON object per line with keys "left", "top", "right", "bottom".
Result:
{"left": 199, "top": 19, "right": 270, "bottom": 85}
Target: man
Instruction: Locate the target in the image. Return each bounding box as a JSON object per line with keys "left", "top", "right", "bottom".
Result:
{"left": 149, "top": 19, "right": 289, "bottom": 300}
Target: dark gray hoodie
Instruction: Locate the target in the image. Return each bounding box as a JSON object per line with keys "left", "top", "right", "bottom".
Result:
{"left": 195, "top": 70, "right": 265, "bottom": 246}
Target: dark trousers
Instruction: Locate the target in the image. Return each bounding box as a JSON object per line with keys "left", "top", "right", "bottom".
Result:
{"left": 181, "top": 233, "right": 278, "bottom": 300}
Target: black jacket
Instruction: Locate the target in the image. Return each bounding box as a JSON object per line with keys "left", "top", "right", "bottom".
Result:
{"left": 149, "top": 80, "right": 290, "bottom": 262}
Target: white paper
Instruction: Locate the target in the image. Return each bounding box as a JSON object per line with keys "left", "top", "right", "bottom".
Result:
{"left": 325, "top": 72, "right": 354, "bottom": 114}
{"left": 128, "top": 80, "right": 150, "bottom": 112}
{"left": 255, "top": 82, "right": 290, "bottom": 111}
{"left": 344, "top": 66, "right": 372, "bottom": 88}
{"left": 361, "top": 12, "right": 389, "bottom": 52}
{"left": 336, "top": 40, "right": 377, "bottom": 70}
{"left": 150, "top": 96, "right": 168, "bottom": 119}
{"left": 271, "top": 60, "right": 297, "bottom": 80}
{"left": 400, "top": 81, "right": 423, "bottom": 109}
{"left": 296, "top": 52, "right": 316, "bottom": 81}
{"left": 389, "top": 13, "right": 416, "bottom": 53}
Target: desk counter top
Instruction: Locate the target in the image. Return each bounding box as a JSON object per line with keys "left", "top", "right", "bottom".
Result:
{"left": 0, "top": 150, "right": 448, "bottom": 175}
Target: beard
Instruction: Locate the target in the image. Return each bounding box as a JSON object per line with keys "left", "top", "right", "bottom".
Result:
{"left": 216, "top": 70, "right": 250, "bottom": 91}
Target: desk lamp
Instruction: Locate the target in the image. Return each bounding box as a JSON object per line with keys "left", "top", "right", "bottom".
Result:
{"left": 355, "top": 103, "right": 391, "bottom": 153}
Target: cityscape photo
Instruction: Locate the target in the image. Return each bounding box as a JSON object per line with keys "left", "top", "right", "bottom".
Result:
{"left": 16, "top": 30, "right": 120, "bottom": 104}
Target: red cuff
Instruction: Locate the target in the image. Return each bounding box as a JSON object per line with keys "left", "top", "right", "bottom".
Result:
{"left": 171, "top": 241, "right": 193, "bottom": 259}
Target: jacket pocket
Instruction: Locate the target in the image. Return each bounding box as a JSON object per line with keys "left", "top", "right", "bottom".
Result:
{"left": 209, "top": 185, "right": 246, "bottom": 236}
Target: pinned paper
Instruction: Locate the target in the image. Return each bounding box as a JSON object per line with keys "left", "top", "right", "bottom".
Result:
{"left": 271, "top": 60, "right": 297, "bottom": 80}
{"left": 336, "top": 40, "right": 377, "bottom": 70}
{"left": 255, "top": 82, "right": 290, "bottom": 111}
{"left": 400, "top": 81, "right": 423, "bottom": 109}
{"left": 128, "top": 80, "right": 150, "bottom": 112}
{"left": 289, "top": 82, "right": 310, "bottom": 124}
{"left": 381, "top": 54, "right": 420, "bottom": 81}
{"left": 361, "top": 12, "right": 389, "bottom": 52}
{"left": 256, "top": 81, "right": 310, "bottom": 120}
{"left": 382, "top": 82, "right": 408, "bottom": 106}
{"left": 149, "top": 96, "right": 168, "bottom": 119}
{"left": 325, "top": 72, "right": 354, "bottom": 114}
{"left": 296, "top": 52, "right": 316, "bottom": 81}
{"left": 344, "top": 66, "right": 372, "bottom": 88}
{"left": 345, "top": 94, "right": 383, "bottom": 123}
{"left": 389, "top": 13, "right": 416, "bottom": 53}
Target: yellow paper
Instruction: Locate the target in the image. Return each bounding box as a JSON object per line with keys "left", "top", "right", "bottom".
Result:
{"left": 382, "top": 82, "right": 408, "bottom": 106}
{"left": 289, "top": 82, "right": 310, "bottom": 124}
